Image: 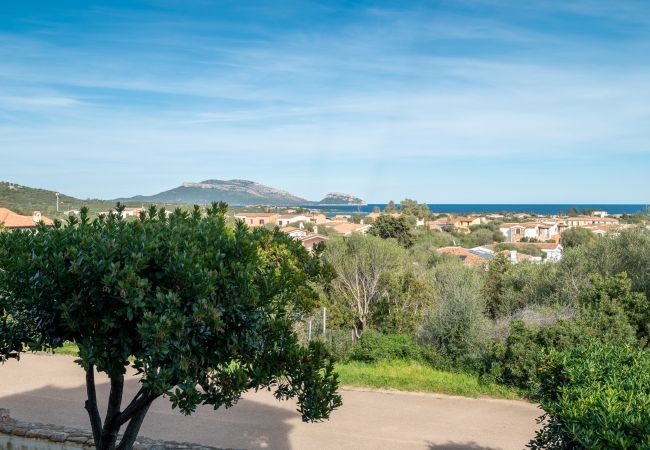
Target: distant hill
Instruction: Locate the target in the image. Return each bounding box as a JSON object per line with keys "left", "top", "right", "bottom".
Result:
{"left": 119, "top": 179, "right": 309, "bottom": 206}
{"left": 318, "top": 192, "right": 365, "bottom": 205}
{"left": 2, "top": 179, "right": 365, "bottom": 213}
{"left": 0, "top": 182, "right": 131, "bottom": 218}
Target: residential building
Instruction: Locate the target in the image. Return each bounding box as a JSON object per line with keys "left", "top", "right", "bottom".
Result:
{"left": 437, "top": 246, "right": 489, "bottom": 267}
{"left": 0, "top": 208, "right": 53, "bottom": 230}
{"left": 322, "top": 222, "right": 371, "bottom": 235}
{"left": 233, "top": 212, "right": 279, "bottom": 227}
{"left": 562, "top": 215, "right": 619, "bottom": 228}
{"left": 499, "top": 223, "right": 526, "bottom": 242}
{"left": 277, "top": 212, "right": 327, "bottom": 227}
{"left": 512, "top": 242, "right": 563, "bottom": 261}
{"left": 449, "top": 216, "right": 481, "bottom": 233}
{"left": 279, "top": 226, "right": 327, "bottom": 252}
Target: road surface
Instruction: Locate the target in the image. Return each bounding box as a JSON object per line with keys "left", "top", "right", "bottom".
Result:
{"left": 0, "top": 353, "right": 540, "bottom": 449}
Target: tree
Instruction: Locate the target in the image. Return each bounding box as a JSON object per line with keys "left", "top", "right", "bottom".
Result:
{"left": 0, "top": 204, "right": 341, "bottom": 450}
{"left": 368, "top": 215, "right": 414, "bottom": 248}
{"left": 419, "top": 203, "right": 431, "bottom": 221}
{"left": 482, "top": 253, "right": 511, "bottom": 318}
{"left": 399, "top": 198, "right": 419, "bottom": 217}
{"left": 384, "top": 200, "right": 397, "bottom": 213}
{"left": 323, "top": 234, "right": 403, "bottom": 337}
{"left": 580, "top": 273, "right": 649, "bottom": 342}
{"left": 419, "top": 263, "right": 486, "bottom": 359}
{"left": 560, "top": 227, "right": 595, "bottom": 248}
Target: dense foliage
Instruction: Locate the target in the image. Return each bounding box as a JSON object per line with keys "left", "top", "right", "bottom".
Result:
{"left": 318, "top": 225, "right": 650, "bottom": 447}
{"left": 368, "top": 214, "right": 414, "bottom": 247}
{"left": 530, "top": 343, "right": 650, "bottom": 449}
{"left": 0, "top": 204, "right": 341, "bottom": 450}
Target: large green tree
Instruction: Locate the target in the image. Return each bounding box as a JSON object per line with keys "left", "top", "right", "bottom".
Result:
{"left": 322, "top": 234, "right": 404, "bottom": 337}
{"left": 368, "top": 215, "right": 414, "bottom": 248}
{"left": 0, "top": 204, "right": 341, "bottom": 450}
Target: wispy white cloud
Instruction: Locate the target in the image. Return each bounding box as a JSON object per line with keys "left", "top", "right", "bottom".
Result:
{"left": 1, "top": 1, "right": 649, "bottom": 201}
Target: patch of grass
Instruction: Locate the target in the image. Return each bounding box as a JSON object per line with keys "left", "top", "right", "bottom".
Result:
{"left": 54, "top": 341, "right": 80, "bottom": 356}
{"left": 336, "top": 359, "right": 521, "bottom": 400}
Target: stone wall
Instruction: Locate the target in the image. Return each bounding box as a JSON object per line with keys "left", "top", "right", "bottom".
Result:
{"left": 0, "top": 409, "right": 230, "bottom": 450}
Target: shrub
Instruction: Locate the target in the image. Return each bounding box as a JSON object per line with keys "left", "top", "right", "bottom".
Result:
{"left": 481, "top": 301, "right": 638, "bottom": 391}
{"left": 419, "top": 263, "right": 487, "bottom": 371}
{"left": 530, "top": 343, "right": 650, "bottom": 449}
{"left": 351, "top": 330, "right": 421, "bottom": 363}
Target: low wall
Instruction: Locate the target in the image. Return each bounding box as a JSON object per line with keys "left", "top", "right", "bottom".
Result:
{"left": 0, "top": 409, "right": 228, "bottom": 450}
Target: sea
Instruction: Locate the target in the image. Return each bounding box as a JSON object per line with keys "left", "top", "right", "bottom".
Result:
{"left": 301, "top": 204, "right": 649, "bottom": 216}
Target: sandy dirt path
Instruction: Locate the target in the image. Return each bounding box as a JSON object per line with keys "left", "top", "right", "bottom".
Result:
{"left": 0, "top": 353, "right": 540, "bottom": 449}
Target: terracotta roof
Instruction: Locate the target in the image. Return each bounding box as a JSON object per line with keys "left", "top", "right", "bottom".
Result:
{"left": 497, "top": 250, "right": 533, "bottom": 260}
{"left": 500, "top": 223, "right": 525, "bottom": 229}
{"left": 234, "top": 212, "right": 278, "bottom": 217}
{"left": 323, "top": 222, "right": 371, "bottom": 234}
{"left": 437, "top": 246, "right": 488, "bottom": 266}
{"left": 512, "top": 242, "right": 561, "bottom": 250}
{"left": 279, "top": 226, "right": 301, "bottom": 233}
{"left": 0, "top": 208, "right": 53, "bottom": 229}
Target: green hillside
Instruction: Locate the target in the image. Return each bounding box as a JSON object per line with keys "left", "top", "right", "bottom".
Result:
{"left": 0, "top": 181, "right": 133, "bottom": 219}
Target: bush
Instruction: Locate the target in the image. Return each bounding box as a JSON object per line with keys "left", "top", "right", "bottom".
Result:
{"left": 530, "top": 343, "right": 650, "bottom": 449}
{"left": 480, "top": 302, "right": 638, "bottom": 390}
{"left": 351, "top": 330, "right": 421, "bottom": 363}
{"left": 419, "top": 263, "right": 487, "bottom": 371}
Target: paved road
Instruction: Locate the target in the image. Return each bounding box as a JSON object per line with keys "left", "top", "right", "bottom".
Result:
{"left": 0, "top": 354, "right": 540, "bottom": 449}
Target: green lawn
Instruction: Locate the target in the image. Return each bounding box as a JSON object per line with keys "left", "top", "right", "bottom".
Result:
{"left": 54, "top": 341, "right": 80, "bottom": 356}
{"left": 336, "top": 360, "right": 521, "bottom": 399}
{"left": 50, "top": 342, "right": 518, "bottom": 399}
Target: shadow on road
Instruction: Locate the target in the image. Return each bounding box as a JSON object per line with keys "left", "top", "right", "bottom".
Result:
{"left": 426, "top": 441, "right": 499, "bottom": 450}
{"left": 0, "top": 376, "right": 296, "bottom": 449}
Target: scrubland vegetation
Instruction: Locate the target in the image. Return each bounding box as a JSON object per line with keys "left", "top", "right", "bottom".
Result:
{"left": 315, "top": 220, "right": 650, "bottom": 448}
{"left": 2, "top": 202, "right": 649, "bottom": 449}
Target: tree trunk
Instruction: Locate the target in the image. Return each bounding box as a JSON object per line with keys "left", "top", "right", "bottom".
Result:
{"left": 84, "top": 371, "right": 159, "bottom": 450}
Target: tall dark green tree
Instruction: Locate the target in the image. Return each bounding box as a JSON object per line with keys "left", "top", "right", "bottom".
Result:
{"left": 0, "top": 204, "right": 341, "bottom": 450}
{"left": 561, "top": 227, "right": 596, "bottom": 248}
{"left": 369, "top": 215, "right": 414, "bottom": 248}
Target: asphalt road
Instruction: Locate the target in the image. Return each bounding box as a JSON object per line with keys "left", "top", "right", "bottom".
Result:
{"left": 0, "top": 353, "right": 540, "bottom": 449}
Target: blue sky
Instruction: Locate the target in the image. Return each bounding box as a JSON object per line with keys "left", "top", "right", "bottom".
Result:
{"left": 1, "top": 0, "right": 649, "bottom": 203}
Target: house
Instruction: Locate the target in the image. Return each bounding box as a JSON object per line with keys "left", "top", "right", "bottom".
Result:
{"left": 297, "top": 233, "right": 328, "bottom": 252}
{"left": 322, "top": 222, "right": 371, "bottom": 235}
{"left": 449, "top": 216, "right": 482, "bottom": 233}
{"left": 512, "top": 242, "right": 563, "bottom": 262}
{"left": 98, "top": 207, "right": 145, "bottom": 219}
{"left": 591, "top": 210, "right": 608, "bottom": 218}
{"left": 562, "top": 215, "right": 619, "bottom": 228}
{"left": 426, "top": 218, "right": 450, "bottom": 230}
{"left": 437, "top": 246, "right": 489, "bottom": 267}
{"left": 327, "top": 215, "right": 352, "bottom": 222}
{"left": 277, "top": 212, "right": 327, "bottom": 227}
{"left": 499, "top": 223, "right": 526, "bottom": 242}
{"left": 498, "top": 250, "right": 542, "bottom": 264}
{"left": 0, "top": 208, "right": 54, "bottom": 230}
{"left": 365, "top": 212, "right": 401, "bottom": 222}
{"left": 233, "top": 212, "right": 279, "bottom": 227}
{"left": 279, "top": 226, "right": 327, "bottom": 252}
{"left": 581, "top": 223, "right": 626, "bottom": 236}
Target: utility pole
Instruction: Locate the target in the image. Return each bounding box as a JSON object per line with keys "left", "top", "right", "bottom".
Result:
{"left": 55, "top": 193, "right": 60, "bottom": 213}
{"left": 322, "top": 307, "right": 327, "bottom": 336}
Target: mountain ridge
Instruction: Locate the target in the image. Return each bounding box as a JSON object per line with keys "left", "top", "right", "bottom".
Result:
{"left": 117, "top": 179, "right": 365, "bottom": 206}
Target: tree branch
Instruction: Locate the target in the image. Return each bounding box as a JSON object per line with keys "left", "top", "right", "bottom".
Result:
{"left": 99, "top": 374, "right": 124, "bottom": 448}
{"left": 116, "top": 398, "right": 154, "bottom": 450}
{"left": 84, "top": 366, "right": 102, "bottom": 445}
{"left": 115, "top": 391, "right": 159, "bottom": 427}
